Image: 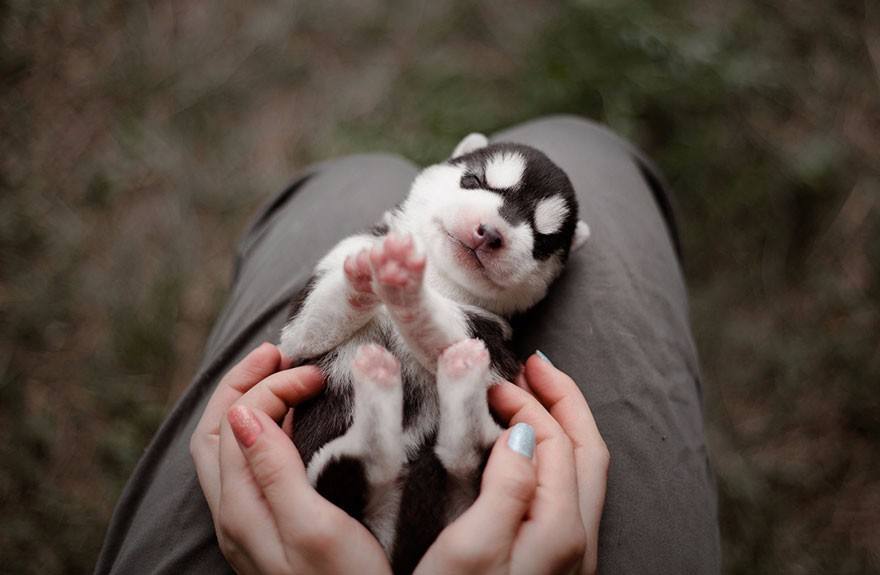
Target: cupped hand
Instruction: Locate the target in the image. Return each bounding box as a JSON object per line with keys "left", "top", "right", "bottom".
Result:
{"left": 415, "top": 353, "right": 609, "bottom": 575}
{"left": 513, "top": 354, "right": 610, "bottom": 575}
{"left": 190, "top": 345, "right": 608, "bottom": 575}
{"left": 190, "top": 343, "right": 392, "bottom": 575}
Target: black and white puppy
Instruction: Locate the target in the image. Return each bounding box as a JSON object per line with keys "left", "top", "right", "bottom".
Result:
{"left": 279, "top": 133, "right": 589, "bottom": 574}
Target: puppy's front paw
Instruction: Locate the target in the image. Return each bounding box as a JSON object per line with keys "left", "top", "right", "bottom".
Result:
{"left": 343, "top": 248, "right": 378, "bottom": 309}
{"left": 369, "top": 233, "right": 426, "bottom": 309}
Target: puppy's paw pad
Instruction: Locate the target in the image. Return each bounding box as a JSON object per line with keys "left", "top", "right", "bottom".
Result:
{"left": 370, "top": 233, "right": 426, "bottom": 305}
{"left": 438, "top": 338, "right": 490, "bottom": 380}
{"left": 353, "top": 344, "right": 401, "bottom": 389}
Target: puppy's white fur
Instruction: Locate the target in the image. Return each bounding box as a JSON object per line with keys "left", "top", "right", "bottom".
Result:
{"left": 485, "top": 151, "right": 526, "bottom": 189}
{"left": 534, "top": 195, "right": 569, "bottom": 235}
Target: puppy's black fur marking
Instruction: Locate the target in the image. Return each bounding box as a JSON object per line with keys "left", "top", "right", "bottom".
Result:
{"left": 402, "top": 375, "right": 433, "bottom": 430}
{"left": 466, "top": 313, "right": 519, "bottom": 381}
{"left": 286, "top": 278, "right": 360, "bottom": 467}
{"left": 314, "top": 455, "right": 368, "bottom": 523}
{"left": 391, "top": 440, "right": 449, "bottom": 575}
{"left": 370, "top": 221, "right": 390, "bottom": 237}
{"left": 291, "top": 365, "right": 354, "bottom": 467}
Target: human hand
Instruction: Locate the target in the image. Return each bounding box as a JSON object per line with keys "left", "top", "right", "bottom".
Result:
{"left": 190, "top": 343, "right": 392, "bottom": 575}
{"left": 514, "top": 353, "right": 610, "bottom": 575}
{"left": 414, "top": 352, "right": 609, "bottom": 575}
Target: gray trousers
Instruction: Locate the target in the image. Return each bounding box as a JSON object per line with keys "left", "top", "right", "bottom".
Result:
{"left": 94, "top": 116, "right": 720, "bottom": 574}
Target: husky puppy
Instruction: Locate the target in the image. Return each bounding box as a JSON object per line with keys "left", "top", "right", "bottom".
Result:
{"left": 279, "top": 133, "right": 590, "bottom": 573}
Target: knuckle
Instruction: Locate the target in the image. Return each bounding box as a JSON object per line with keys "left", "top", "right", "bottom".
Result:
{"left": 248, "top": 448, "right": 284, "bottom": 487}
{"left": 582, "top": 556, "right": 599, "bottom": 575}
{"left": 562, "top": 524, "right": 588, "bottom": 563}
{"left": 438, "top": 532, "right": 494, "bottom": 571}
{"left": 188, "top": 433, "right": 200, "bottom": 458}
{"left": 562, "top": 373, "right": 580, "bottom": 392}
{"left": 595, "top": 440, "right": 611, "bottom": 471}
{"left": 188, "top": 431, "right": 213, "bottom": 462}
{"left": 555, "top": 433, "right": 575, "bottom": 454}
{"left": 217, "top": 514, "right": 244, "bottom": 546}
{"left": 539, "top": 522, "right": 587, "bottom": 572}
{"left": 296, "top": 515, "right": 343, "bottom": 554}
{"left": 217, "top": 536, "right": 247, "bottom": 570}
{"left": 497, "top": 467, "right": 537, "bottom": 504}
{"left": 216, "top": 532, "right": 235, "bottom": 555}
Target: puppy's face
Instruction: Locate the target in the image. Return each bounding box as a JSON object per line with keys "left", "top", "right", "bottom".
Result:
{"left": 404, "top": 134, "right": 589, "bottom": 314}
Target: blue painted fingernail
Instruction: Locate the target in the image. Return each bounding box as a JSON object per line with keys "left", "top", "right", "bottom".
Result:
{"left": 535, "top": 350, "right": 553, "bottom": 365}
{"left": 508, "top": 423, "right": 535, "bottom": 459}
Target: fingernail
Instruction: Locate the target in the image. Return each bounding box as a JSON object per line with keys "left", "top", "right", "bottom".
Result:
{"left": 228, "top": 406, "right": 262, "bottom": 448}
{"left": 507, "top": 422, "right": 535, "bottom": 459}
{"left": 535, "top": 350, "right": 553, "bottom": 365}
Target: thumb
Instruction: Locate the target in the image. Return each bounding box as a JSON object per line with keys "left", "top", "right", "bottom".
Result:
{"left": 450, "top": 423, "right": 538, "bottom": 545}
{"left": 227, "top": 406, "right": 322, "bottom": 536}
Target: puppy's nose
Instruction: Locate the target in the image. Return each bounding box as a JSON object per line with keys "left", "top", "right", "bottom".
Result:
{"left": 473, "top": 224, "right": 503, "bottom": 250}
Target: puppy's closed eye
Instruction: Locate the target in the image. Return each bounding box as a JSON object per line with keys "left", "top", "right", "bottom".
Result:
{"left": 460, "top": 174, "right": 482, "bottom": 189}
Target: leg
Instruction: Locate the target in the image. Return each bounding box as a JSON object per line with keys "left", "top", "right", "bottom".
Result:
{"left": 433, "top": 339, "right": 501, "bottom": 524}
{"left": 433, "top": 338, "right": 500, "bottom": 477}
{"left": 279, "top": 235, "right": 380, "bottom": 362}
{"left": 369, "top": 232, "right": 471, "bottom": 372}
{"left": 307, "top": 344, "right": 406, "bottom": 553}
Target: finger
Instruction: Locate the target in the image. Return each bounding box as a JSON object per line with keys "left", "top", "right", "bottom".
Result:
{"left": 218, "top": 363, "right": 323, "bottom": 526}
{"left": 523, "top": 354, "right": 610, "bottom": 484}
{"left": 235, "top": 364, "right": 324, "bottom": 422}
{"left": 488, "top": 382, "right": 580, "bottom": 516}
{"left": 488, "top": 380, "right": 566, "bottom": 444}
{"left": 191, "top": 342, "right": 281, "bottom": 516}
{"left": 227, "top": 405, "right": 329, "bottom": 544}
{"left": 216, "top": 409, "right": 288, "bottom": 571}
{"left": 231, "top": 406, "right": 393, "bottom": 573}
{"left": 281, "top": 408, "right": 294, "bottom": 436}
{"left": 513, "top": 367, "right": 532, "bottom": 392}
{"left": 523, "top": 354, "right": 610, "bottom": 572}
{"left": 194, "top": 342, "right": 282, "bottom": 438}
{"left": 445, "top": 424, "right": 537, "bottom": 553}
{"left": 523, "top": 354, "right": 604, "bottom": 451}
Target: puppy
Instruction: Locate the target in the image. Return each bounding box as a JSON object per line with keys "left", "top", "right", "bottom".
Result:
{"left": 279, "top": 133, "right": 589, "bottom": 573}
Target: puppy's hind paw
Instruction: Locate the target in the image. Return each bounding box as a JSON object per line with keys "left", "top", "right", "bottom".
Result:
{"left": 349, "top": 344, "right": 406, "bottom": 486}
{"left": 352, "top": 343, "right": 401, "bottom": 391}
{"left": 435, "top": 339, "right": 496, "bottom": 478}
{"left": 438, "top": 338, "right": 490, "bottom": 383}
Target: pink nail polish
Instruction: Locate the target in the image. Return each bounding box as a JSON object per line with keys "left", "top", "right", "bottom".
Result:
{"left": 228, "top": 406, "right": 262, "bottom": 448}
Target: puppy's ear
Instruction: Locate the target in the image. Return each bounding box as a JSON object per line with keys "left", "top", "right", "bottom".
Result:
{"left": 571, "top": 220, "right": 591, "bottom": 251}
{"left": 451, "top": 133, "right": 488, "bottom": 159}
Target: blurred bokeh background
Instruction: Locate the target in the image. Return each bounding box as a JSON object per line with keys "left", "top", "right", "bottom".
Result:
{"left": 1, "top": 1, "right": 878, "bottom": 573}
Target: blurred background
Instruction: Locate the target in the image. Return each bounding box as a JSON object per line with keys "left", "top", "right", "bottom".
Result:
{"left": 1, "top": 1, "right": 878, "bottom": 573}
